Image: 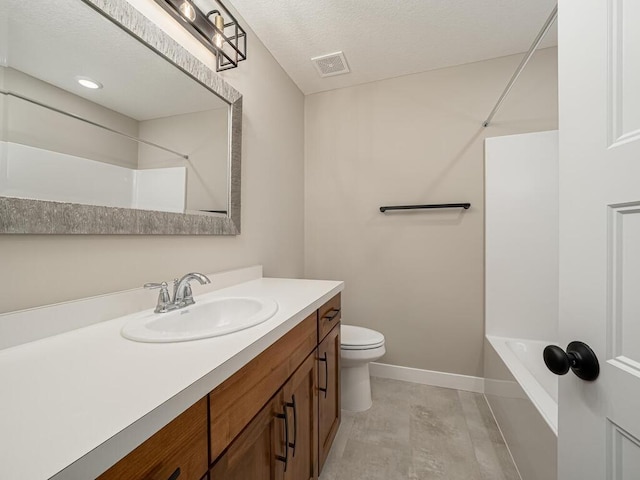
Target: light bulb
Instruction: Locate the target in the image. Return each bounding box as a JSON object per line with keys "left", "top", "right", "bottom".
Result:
{"left": 76, "top": 76, "right": 103, "bottom": 89}
{"left": 212, "top": 14, "right": 224, "bottom": 49}
{"left": 179, "top": 1, "right": 196, "bottom": 22}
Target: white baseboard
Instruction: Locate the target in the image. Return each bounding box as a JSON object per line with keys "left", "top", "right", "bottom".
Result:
{"left": 370, "top": 362, "right": 485, "bottom": 394}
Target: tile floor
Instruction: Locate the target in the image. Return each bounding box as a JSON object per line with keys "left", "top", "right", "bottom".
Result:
{"left": 320, "top": 377, "right": 520, "bottom": 480}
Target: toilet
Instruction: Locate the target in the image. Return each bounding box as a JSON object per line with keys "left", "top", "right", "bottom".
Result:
{"left": 340, "top": 324, "right": 386, "bottom": 412}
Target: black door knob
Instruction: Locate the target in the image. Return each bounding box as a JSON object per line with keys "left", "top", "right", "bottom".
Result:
{"left": 543, "top": 341, "right": 599, "bottom": 381}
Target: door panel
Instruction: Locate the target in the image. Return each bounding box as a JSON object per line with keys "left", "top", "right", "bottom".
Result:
{"left": 558, "top": 0, "right": 640, "bottom": 477}
{"left": 607, "top": 421, "right": 640, "bottom": 479}
{"left": 609, "top": 204, "right": 640, "bottom": 366}
{"left": 608, "top": 0, "right": 640, "bottom": 145}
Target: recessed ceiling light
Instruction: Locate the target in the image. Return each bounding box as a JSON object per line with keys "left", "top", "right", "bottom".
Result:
{"left": 76, "top": 76, "right": 103, "bottom": 89}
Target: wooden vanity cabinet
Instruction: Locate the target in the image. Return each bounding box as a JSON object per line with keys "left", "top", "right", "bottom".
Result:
{"left": 99, "top": 294, "right": 341, "bottom": 480}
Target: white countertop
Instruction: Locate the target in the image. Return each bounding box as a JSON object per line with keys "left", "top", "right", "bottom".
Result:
{"left": 0, "top": 276, "right": 343, "bottom": 479}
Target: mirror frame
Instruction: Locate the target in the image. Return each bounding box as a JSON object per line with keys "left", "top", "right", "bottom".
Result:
{"left": 0, "top": 0, "right": 242, "bottom": 235}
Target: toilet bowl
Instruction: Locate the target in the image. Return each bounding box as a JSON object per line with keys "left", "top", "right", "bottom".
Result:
{"left": 340, "top": 324, "right": 385, "bottom": 412}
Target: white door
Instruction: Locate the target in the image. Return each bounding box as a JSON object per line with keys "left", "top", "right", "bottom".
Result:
{"left": 558, "top": 0, "right": 640, "bottom": 478}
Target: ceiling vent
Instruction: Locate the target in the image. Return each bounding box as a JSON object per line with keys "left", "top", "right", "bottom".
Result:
{"left": 311, "top": 51, "right": 350, "bottom": 77}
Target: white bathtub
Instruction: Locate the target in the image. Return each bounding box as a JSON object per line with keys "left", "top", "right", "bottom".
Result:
{"left": 485, "top": 335, "right": 558, "bottom": 480}
{"left": 488, "top": 335, "right": 558, "bottom": 434}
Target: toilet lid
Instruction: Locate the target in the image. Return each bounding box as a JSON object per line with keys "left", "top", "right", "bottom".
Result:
{"left": 341, "top": 325, "right": 385, "bottom": 350}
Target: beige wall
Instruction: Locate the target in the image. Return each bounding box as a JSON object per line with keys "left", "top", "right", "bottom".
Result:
{"left": 0, "top": 0, "right": 305, "bottom": 313}
{"left": 0, "top": 68, "right": 5, "bottom": 141}
{"left": 0, "top": 96, "right": 4, "bottom": 142}
{"left": 304, "top": 48, "right": 558, "bottom": 376}
{"left": 138, "top": 108, "right": 229, "bottom": 212}
{"left": 3, "top": 67, "right": 139, "bottom": 168}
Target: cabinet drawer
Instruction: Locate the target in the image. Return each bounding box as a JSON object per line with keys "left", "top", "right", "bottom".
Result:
{"left": 209, "top": 313, "right": 317, "bottom": 462}
{"left": 97, "top": 398, "right": 208, "bottom": 480}
{"left": 318, "top": 293, "right": 341, "bottom": 342}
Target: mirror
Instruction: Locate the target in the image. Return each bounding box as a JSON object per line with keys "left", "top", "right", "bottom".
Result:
{"left": 0, "top": 0, "right": 242, "bottom": 234}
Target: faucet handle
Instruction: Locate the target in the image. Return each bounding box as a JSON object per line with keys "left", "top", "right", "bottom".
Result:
{"left": 144, "top": 282, "right": 173, "bottom": 313}
{"left": 172, "top": 278, "right": 180, "bottom": 299}
{"left": 181, "top": 283, "right": 194, "bottom": 306}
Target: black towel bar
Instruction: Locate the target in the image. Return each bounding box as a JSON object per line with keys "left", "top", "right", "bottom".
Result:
{"left": 379, "top": 203, "right": 470, "bottom": 213}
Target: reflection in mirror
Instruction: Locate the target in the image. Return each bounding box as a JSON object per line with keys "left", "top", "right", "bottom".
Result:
{"left": 0, "top": 0, "right": 241, "bottom": 233}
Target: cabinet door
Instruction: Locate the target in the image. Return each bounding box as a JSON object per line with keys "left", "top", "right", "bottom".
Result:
{"left": 283, "top": 352, "right": 318, "bottom": 480}
{"left": 317, "top": 324, "right": 341, "bottom": 473}
{"left": 209, "top": 393, "right": 286, "bottom": 480}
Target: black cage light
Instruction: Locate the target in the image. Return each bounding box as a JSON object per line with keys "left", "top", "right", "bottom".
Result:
{"left": 155, "top": 0, "right": 247, "bottom": 72}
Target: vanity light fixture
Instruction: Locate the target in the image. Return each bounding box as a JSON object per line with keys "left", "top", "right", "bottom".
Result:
{"left": 155, "top": 0, "right": 247, "bottom": 72}
{"left": 76, "top": 76, "right": 103, "bottom": 89}
{"left": 212, "top": 13, "right": 225, "bottom": 49}
{"left": 178, "top": 0, "right": 197, "bottom": 22}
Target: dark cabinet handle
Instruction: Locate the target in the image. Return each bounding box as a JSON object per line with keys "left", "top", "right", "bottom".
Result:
{"left": 318, "top": 352, "right": 328, "bottom": 398}
{"left": 167, "top": 467, "right": 181, "bottom": 480}
{"left": 543, "top": 341, "right": 599, "bottom": 381}
{"left": 323, "top": 308, "right": 341, "bottom": 321}
{"left": 275, "top": 405, "right": 289, "bottom": 471}
{"left": 285, "top": 394, "right": 297, "bottom": 457}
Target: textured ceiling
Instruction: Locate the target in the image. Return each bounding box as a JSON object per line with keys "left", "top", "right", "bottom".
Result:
{"left": 224, "top": 0, "right": 558, "bottom": 95}
{"left": 2, "top": 0, "right": 226, "bottom": 121}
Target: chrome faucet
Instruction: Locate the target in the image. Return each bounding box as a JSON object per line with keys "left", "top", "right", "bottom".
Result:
{"left": 173, "top": 272, "right": 211, "bottom": 307}
{"left": 144, "top": 272, "right": 211, "bottom": 313}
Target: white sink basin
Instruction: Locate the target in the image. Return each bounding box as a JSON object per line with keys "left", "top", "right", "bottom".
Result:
{"left": 121, "top": 297, "right": 278, "bottom": 343}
